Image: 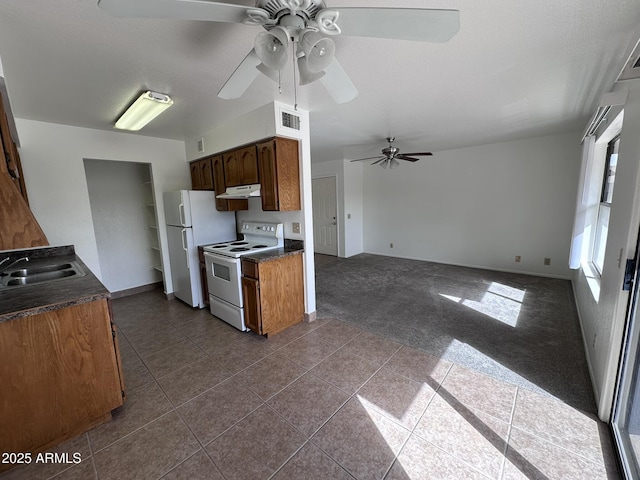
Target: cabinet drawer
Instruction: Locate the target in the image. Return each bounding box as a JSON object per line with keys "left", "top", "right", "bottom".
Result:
{"left": 242, "top": 259, "right": 259, "bottom": 279}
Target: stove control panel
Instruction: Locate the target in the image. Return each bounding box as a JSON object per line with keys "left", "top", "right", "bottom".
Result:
{"left": 241, "top": 221, "right": 283, "bottom": 238}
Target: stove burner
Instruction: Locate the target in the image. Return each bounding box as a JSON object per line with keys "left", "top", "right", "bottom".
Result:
{"left": 209, "top": 245, "right": 228, "bottom": 249}
{"left": 230, "top": 247, "right": 250, "bottom": 252}
{"left": 231, "top": 241, "right": 248, "bottom": 246}
{"left": 252, "top": 245, "right": 268, "bottom": 249}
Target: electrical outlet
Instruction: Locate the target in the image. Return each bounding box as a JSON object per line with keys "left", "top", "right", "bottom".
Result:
{"left": 292, "top": 222, "right": 300, "bottom": 234}
{"left": 347, "top": 213, "right": 351, "bottom": 219}
{"left": 544, "top": 258, "right": 551, "bottom": 266}
{"left": 390, "top": 243, "right": 394, "bottom": 248}
{"left": 515, "top": 255, "right": 521, "bottom": 263}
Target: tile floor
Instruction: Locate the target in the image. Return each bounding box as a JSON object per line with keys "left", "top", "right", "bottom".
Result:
{"left": 1, "top": 289, "right": 621, "bottom": 479}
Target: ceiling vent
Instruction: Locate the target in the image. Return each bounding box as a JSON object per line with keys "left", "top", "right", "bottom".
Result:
{"left": 617, "top": 38, "right": 640, "bottom": 81}
{"left": 281, "top": 111, "right": 301, "bottom": 131}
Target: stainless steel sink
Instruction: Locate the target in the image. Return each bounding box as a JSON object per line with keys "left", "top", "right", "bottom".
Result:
{"left": 0, "top": 261, "right": 85, "bottom": 289}
{"left": 10, "top": 263, "right": 73, "bottom": 277}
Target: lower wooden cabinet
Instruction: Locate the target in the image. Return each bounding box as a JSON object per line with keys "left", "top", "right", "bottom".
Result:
{"left": 241, "top": 251, "right": 304, "bottom": 336}
{"left": 0, "top": 298, "right": 124, "bottom": 469}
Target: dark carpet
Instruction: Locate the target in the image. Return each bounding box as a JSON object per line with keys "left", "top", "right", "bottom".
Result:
{"left": 314, "top": 253, "right": 596, "bottom": 414}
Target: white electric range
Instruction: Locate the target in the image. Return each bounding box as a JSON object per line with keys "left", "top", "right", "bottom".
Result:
{"left": 203, "top": 221, "right": 284, "bottom": 331}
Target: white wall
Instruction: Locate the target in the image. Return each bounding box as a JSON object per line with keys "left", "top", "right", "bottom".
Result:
{"left": 84, "top": 159, "right": 162, "bottom": 293}
{"left": 361, "top": 132, "right": 581, "bottom": 278}
{"left": 572, "top": 80, "right": 640, "bottom": 420}
{"left": 311, "top": 159, "right": 364, "bottom": 258}
{"left": 15, "top": 119, "right": 188, "bottom": 291}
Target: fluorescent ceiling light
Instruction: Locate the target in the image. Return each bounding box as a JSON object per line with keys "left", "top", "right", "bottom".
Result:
{"left": 114, "top": 91, "right": 173, "bottom": 131}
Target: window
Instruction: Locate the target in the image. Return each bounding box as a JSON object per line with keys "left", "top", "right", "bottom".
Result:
{"left": 592, "top": 135, "right": 620, "bottom": 274}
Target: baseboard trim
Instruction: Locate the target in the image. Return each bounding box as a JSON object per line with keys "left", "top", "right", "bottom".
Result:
{"left": 111, "top": 282, "right": 164, "bottom": 299}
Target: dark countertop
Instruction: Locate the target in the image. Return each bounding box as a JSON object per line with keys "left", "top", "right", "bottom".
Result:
{"left": 242, "top": 246, "right": 304, "bottom": 264}
{"left": 0, "top": 246, "right": 110, "bottom": 322}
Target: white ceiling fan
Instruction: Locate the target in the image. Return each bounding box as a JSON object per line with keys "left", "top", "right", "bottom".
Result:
{"left": 98, "top": 0, "right": 460, "bottom": 104}
{"left": 351, "top": 137, "right": 433, "bottom": 169}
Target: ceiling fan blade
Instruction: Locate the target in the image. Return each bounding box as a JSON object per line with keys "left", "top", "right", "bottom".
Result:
{"left": 371, "top": 158, "right": 387, "bottom": 166}
{"left": 395, "top": 154, "right": 421, "bottom": 162}
{"left": 319, "top": 58, "right": 358, "bottom": 104}
{"left": 332, "top": 8, "right": 460, "bottom": 43}
{"left": 401, "top": 152, "right": 433, "bottom": 156}
{"left": 98, "top": 0, "right": 258, "bottom": 23}
{"left": 217, "top": 48, "right": 261, "bottom": 99}
{"left": 350, "top": 156, "right": 385, "bottom": 163}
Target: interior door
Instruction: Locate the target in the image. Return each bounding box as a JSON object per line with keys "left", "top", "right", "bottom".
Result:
{"left": 612, "top": 228, "right": 640, "bottom": 478}
{"left": 312, "top": 176, "right": 338, "bottom": 256}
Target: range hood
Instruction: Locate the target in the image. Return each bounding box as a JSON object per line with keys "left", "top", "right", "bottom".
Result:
{"left": 216, "top": 184, "right": 261, "bottom": 199}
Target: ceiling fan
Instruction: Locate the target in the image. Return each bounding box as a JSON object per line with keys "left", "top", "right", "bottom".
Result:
{"left": 350, "top": 137, "right": 433, "bottom": 169}
{"left": 97, "top": 0, "right": 460, "bottom": 104}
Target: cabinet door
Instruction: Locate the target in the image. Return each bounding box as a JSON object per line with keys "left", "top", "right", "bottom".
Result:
{"left": 212, "top": 155, "right": 228, "bottom": 210}
{"left": 238, "top": 146, "right": 259, "bottom": 185}
{"left": 257, "top": 140, "right": 279, "bottom": 211}
{"left": 213, "top": 155, "right": 247, "bottom": 212}
{"left": 190, "top": 161, "right": 202, "bottom": 190}
{"left": 242, "top": 276, "right": 262, "bottom": 335}
{"left": 0, "top": 299, "right": 123, "bottom": 457}
{"left": 223, "top": 150, "right": 241, "bottom": 187}
{"left": 200, "top": 157, "right": 214, "bottom": 190}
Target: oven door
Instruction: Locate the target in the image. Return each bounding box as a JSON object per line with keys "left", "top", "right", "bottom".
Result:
{"left": 204, "top": 252, "right": 243, "bottom": 308}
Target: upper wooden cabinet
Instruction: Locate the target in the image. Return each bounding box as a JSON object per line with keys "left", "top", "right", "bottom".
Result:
{"left": 257, "top": 137, "right": 300, "bottom": 211}
{"left": 196, "top": 136, "right": 300, "bottom": 213}
{"left": 0, "top": 93, "right": 48, "bottom": 250}
{"left": 212, "top": 154, "right": 248, "bottom": 212}
{"left": 189, "top": 157, "right": 213, "bottom": 191}
{"left": 223, "top": 145, "right": 259, "bottom": 187}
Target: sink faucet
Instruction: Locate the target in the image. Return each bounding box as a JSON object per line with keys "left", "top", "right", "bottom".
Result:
{"left": 0, "top": 256, "right": 29, "bottom": 275}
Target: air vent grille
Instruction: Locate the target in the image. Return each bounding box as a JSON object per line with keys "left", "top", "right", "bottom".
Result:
{"left": 281, "top": 111, "right": 301, "bottom": 130}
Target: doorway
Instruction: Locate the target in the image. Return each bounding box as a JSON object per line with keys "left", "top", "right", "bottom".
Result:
{"left": 84, "top": 159, "right": 162, "bottom": 293}
{"left": 312, "top": 176, "right": 338, "bottom": 256}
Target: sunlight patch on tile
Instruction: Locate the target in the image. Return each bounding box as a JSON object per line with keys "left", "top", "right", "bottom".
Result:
{"left": 440, "top": 282, "right": 525, "bottom": 327}
{"left": 356, "top": 380, "right": 432, "bottom": 427}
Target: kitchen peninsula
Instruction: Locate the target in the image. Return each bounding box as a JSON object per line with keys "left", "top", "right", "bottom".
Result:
{"left": 0, "top": 245, "right": 124, "bottom": 471}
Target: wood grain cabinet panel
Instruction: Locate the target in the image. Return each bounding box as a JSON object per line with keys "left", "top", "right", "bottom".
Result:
{"left": 190, "top": 161, "right": 202, "bottom": 190}
{"left": 213, "top": 154, "right": 248, "bottom": 212}
{"left": 200, "top": 158, "right": 214, "bottom": 190}
{"left": 257, "top": 137, "right": 300, "bottom": 211}
{"left": 0, "top": 298, "right": 124, "bottom": 468}
{"left": 190, "top": 157, "right": 214, "bottom": 191}
{"left": 241, "top": 252, "right": 304, "bottom": 337}
{"left": 223, "top": 145, "right": 258, "bottom": 187}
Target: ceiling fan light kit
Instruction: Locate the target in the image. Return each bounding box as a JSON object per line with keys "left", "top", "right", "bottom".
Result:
{"left": 98, "top": 0, "right": 460, "bottom": 103}
{"left": 299, "top": 29, "right": 335, "bottom": 72}
{"left": 297, "top": 56, "right": 325, "bottom": 85}
{"left": 255, "top": 26, "right": 290, "bottom": 70}
{"left": 114, "top": 90, "right": 173, "bottom": 131}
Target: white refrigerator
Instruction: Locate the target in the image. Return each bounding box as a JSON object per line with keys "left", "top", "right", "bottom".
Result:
{"left": 163, "top": 190, "right": 236, "bottom": 308}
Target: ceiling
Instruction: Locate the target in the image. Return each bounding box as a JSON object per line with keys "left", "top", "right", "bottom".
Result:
{"left": 0, "top": 0, "right": 639, "bottom": 161}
